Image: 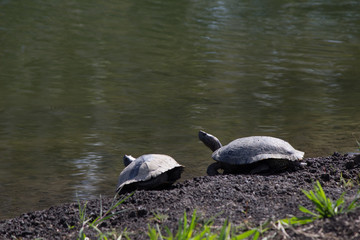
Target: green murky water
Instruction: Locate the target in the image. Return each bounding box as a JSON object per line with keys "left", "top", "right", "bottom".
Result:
{"left": 0, "top": 0, "right": 359, "bottom": 219}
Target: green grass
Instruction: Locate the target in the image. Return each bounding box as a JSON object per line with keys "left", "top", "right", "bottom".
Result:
{"left": 148, "top": 210, "right": 266, "bottom": 240}
{"left": 148, "top": 181, "right": 360, "bottom": 240}
{"left": 150, "top": 211, "right": 169, "bottom": 224}
{"left": 299, "top": 180, "right": 360, "bottom": 219}
{"left": 340, "top": 172, "right": 355, "bottom": 189}
{"left": 77, "top": 193, "right": 134, "bottom": 240}
{"left": 74, "top": 182, "right": 360, "bottom": 240}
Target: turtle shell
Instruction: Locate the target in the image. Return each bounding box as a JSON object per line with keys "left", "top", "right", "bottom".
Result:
{"left": 212, "top": 136, "right": 304, "bottom": 165}
{"left": 116, "top": 154, "right": 183, "bottom": 193}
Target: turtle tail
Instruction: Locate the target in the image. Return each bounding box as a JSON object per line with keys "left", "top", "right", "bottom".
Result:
{"left": 198, "top": 130, "right": 222, "bottom": 152}
{"left": 123, "top": 155, "right": 136, "bottom": 167}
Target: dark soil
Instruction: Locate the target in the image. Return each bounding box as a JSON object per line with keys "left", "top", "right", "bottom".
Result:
{"left": 1, "top": 153, "right": 360, "bottom": 240}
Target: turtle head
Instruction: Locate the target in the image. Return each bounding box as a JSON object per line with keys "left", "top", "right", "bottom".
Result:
{"left": 123, "top": 155, "right": 136, "bottom": 166}
{"left": 198, "top": 130, "right": 222, "bottom": 152}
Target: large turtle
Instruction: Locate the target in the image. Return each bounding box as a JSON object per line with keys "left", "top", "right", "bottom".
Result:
{"left": 116, "top": 154, "right": 184, "bottom": 194}
{"left": 199, "top": 130, "right": 304, "bottom": 175}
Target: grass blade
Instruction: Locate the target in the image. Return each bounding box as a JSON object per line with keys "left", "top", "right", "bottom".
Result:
{"left": 217, "top": 219, "right": 229, "bottom": 240}
{"left": 234, "top": 229, "right": 257, "bottom": 239}
{"left": 93, "top": 192, "right": 134, "bottom": 226}
{"left": 278, "top": 216, "right": 315, "bottom": 226}
{"left": 187, "top": 210, "right": 197, "bottom": 238}
{"left": 298, "top": 205, "right": 319, "bottom": 218}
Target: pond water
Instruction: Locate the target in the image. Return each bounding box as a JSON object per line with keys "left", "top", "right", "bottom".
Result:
{"left": 0, "top": 0, "right": 359, "bottom": 219}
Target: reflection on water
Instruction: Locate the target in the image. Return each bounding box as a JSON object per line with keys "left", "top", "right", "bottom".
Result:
{"left": 71, "top": 151, "right": 103, "bottom": 199}
{"left": 0, "top": 0, "right": 359, "bottom": 219}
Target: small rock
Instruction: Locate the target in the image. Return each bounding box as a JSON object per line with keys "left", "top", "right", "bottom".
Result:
{"left": 99, "top": 221, "right": 108, "bottom": 228}
{"left": 305, "top": 178, "right": 312, "bottom": 183}
{"left": 333, "top": 152, "right": 341, "bottom": 157}
{"left": 321, "top": 173, "right": 330, "bottom": 182}
{"left": 345, "top": 161, "right": 355, "bottom": 169}
{"left": 354, "top": 154, "right": 360, "bottom": 165}
{"left": 237, "top": 197, "right": 244, "bottom": 203}
{"left": 137, "top": 208, "right": 148, "bottom": 217}
{"left": 234, "top": 185, "right": 241, "bottom": 191}
{"left": 128, "top": 211, "right": 136, "bottom": 218}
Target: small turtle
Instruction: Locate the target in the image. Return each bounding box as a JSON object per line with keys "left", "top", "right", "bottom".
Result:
{"left": 116, "top": 154, "right": 184, "bottom": 194}
{"left": 199, "top": 130, "right": 304, "bottom": 175}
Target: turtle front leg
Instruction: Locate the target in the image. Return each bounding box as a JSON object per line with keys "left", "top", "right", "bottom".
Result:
{"left": 206, "top": 162, "right": 222, "bottom": 176}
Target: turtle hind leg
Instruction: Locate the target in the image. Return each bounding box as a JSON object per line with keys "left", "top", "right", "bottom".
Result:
{"left": 206, "top": 162, "right": 222, "bottom": 176}
{"left": 249, "top": 163, "right": 270, "bottom": 174}
{"left": 166, "top": 167, "right": 184, "bottom": 183}
{"left": 117, "top": 183, "right": 137, "bottom": 195}
{"left": 248, "top": 159, "right": 287, "bottom": 174}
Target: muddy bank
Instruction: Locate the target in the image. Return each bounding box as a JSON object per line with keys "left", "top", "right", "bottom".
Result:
{"left": 1, "top": 153, "right": 360, "bottom": 239}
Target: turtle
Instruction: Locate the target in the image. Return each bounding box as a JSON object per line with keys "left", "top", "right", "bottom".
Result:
{"left": 116, "top": 154, "right": 184, "bottom": 194}
{"left": 198, "top": 130, "right": 305, "bottom": 175}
